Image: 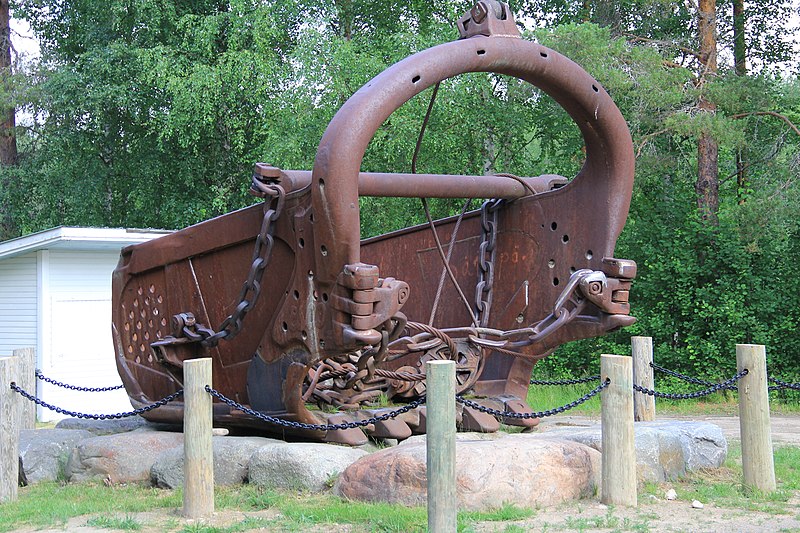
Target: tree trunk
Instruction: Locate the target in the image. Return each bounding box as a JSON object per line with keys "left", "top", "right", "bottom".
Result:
{"left": 0, "top": 0, "right": 16, "bottom": 166}
{"left": 733, "top": 0, "right": 748, "bottom": 204}
{"left": 696, "top": 0, "right": 719, "bottom": 224}
{"left": 0, "top": 0, "right": 17, "bottom": 240}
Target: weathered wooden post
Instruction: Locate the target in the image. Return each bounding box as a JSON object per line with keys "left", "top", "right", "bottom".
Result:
{"left": 736, "top": 344, "right": 775, "bottom": 492}
{"left": 426, "top": 360, "right": 456, "bottom": 532}
{"left": 0, "top": 355, "right": 21, "bottom": 502}
{"left": 631, "top": 337, "right": 655, "bottom": 421}
{"left": 601, "top": 354, "right": 637, "bottom": 506}
{"left": 183, "top": 358, "right": 214, "bottom": 518}
{"left": 13, "top": 348, "right": 36, "bottom": 429}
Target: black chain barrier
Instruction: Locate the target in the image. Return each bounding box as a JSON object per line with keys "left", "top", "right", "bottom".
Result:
{"left": 457, "top": 378, "right": 610, "bottom": 419}
{"left": 530, "top": 375, "right": 600, "bottom": 386}
{"left": 769, "top": 376, "right": 800, "bottom": 392}
{"left": 650, "top": 362, "right": 800, "bottom": 394}
{"left": 10, "top": 382, "right": 183, "bottom": 420}
{"left": 35, "top": 370, "right": 125, "bottom": 392}
{"left": 649, "top": 362, "right": 737, "bottom": 391}
{"left": 205, "top": 385, "right": 425, "bottom": 431}
{"left": 633, "top": 369, "right": 749, "bottom": 400}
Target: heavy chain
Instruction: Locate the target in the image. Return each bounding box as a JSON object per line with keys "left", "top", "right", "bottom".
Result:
{"left": 457, "top": 378, "right": 610, "bottom": 419}
{"left": 196, "top": 180, "right": 286, "bottom": 347}
{"left": 206, "top": 385, "right": 425, "bottom": 431}
{"left": 633, "top": 368, "right": 748, "bottom": 400}
{"left": 769, "top": 376, "right": 800, "bottom": 391}
{"left": 649, "top": 362, "right": 735, "bottom": 390}
{"left": 474, "top": 199, "right": 502, "bottom": 328}
{"left": 35, "top": 370, "right": 125, "bottom": 392}
{"left": 530, "top": 375, "right": 600, "bottom": 386}
{"left": 10, "top": 382, "right": 183, "bottom": 419}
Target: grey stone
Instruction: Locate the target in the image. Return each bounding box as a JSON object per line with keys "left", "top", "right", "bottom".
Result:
{"left": 66, "top": 429, "right": 184, "bottom": 483}
{"left": 249, "top": 442, "right": 368, "bottom": 492}
{"left": 336, "top": 433, "right": 600, "bottom": 510}
{"left": 151, "top": 436, "right": 281, "bottom": 488}
{"left": 540, "top": 420, "right": 726, "bottom": 482}
{"left": 645, "top": 421, "right": 727, "bottom": 471}
{"left": 19, "top": 428, "right": 94, "bottom": 484}
{"left": 55, "top": 416, "right": 157, "bottom": 435}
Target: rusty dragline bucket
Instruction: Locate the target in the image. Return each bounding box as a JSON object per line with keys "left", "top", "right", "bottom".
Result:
{"left": 111, "top": 1, "right": 637, "bottom": 445}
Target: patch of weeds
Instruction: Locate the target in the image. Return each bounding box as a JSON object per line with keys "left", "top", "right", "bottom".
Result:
{"left": 501, "top": 526, "right": 529, "bottom": 533}
{"left": 85, "top": 514, "right": 142, "bottom": 530}
{"left": 775, "top": 445, "right": 800, "bottom": 490}
{"left": 460, "top": 503, "right": 535, "bottom": 522}
{"left": 324, "top": 472, "right": 339, "bottom": 489}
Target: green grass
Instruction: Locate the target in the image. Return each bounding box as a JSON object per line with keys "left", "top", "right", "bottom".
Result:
{"left": 0, "top": 482, "right": 537, "bottom": 533}
{"left": 85, "top": 514, "right": 143, "bottom": 530}
{"left": 0, "top": 482, "right": 180, "bottom": 532}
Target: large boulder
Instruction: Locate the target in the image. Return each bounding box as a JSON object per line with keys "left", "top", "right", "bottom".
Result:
{"left": 249, "top": 442, "right": 368, "bottom": 492}
{"left": 336, "top": 433, "right": 600, "bottom": 510}
{"left": 19, "top": 428, "right": 94, "bottom": 484}
{"left": 66, "top": 429, "right": 184, "bottom": 483}
{"left": 151, "top": 436, "right": 280, "bottom": 488}
{"left": 55, "top": 416, "right": 156, "bottom": 435}
{"left": 542, "top": 421, "right": 726, "bottom": 482}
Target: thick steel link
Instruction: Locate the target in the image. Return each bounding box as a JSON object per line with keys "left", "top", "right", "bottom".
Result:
{"left": 10, "top": 383, "right": 183, "bottom": 419}
{"left": 633, "top": 369, "right": 748, "bottom": 399}
{"left": 474, "top": 198, "right": 502, "bottom": 327}
{"left": 200, "top": 183, "right": 286, "bottom": 347}
{"left": 530, "top": 375, "right": 601, "bottom": 386}
{"left": 35, "top": 370, "right": 125, "bottom": 392}
{"left": 457, "top": 378, "right": 610, "bottom": 419}
{"left": 205, "top": 385, "right": 425, "bottom": 431}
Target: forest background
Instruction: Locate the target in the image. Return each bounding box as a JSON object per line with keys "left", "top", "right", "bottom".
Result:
{"left": 0, "top": 0, "right": 797, "bottom": 382}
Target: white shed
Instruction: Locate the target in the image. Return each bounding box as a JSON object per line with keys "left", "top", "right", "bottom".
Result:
{"left": 0, "top": 227, "right": 171, "bottom": 421}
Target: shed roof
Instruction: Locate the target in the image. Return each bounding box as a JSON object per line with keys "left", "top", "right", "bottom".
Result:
{"left": 0, "top": 226, "right": 172, "bottom": 260}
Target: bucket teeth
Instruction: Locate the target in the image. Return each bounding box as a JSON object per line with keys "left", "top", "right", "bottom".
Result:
{"left": 320, "top": 413, "right": 369, "bottom": 446}
{"left": 472, "top": 397, "right": 539, "bottom": 428}
{"left": 356, "top": 409, "right": 413, "bottom": 440}
{"left": 459, "top": 404, "right": 501, "bottom": 433}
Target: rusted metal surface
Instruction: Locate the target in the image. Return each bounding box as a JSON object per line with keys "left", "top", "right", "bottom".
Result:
{"left": 111, "top": 1, "right": 637, "bottom": 443}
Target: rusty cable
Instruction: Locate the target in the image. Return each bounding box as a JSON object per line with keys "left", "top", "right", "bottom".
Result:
{"left": 421, "top": 199, "right": 479, "bottom": 326}
{"left": 429, "top": 198, "right": 474, "bottom": 325}
{"left": 410, "top": 80, "right": 477, "bottom": 326}
{"left": 406, "top": 321, "right": 459, "bottom": 359}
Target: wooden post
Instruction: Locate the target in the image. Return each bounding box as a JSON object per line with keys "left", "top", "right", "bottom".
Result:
{"left": 601, "top": 354, "right": 637, "bottom": 507}
{"left": 736, "top": 344, "right": 775, "bottom": 492}
{"left": 426, "top": 360, "right": 456, "bottom": 533}
{"left": 0, "top": 355, "right": 21, "bottom": 502}
{"left": 13, "top": 348, "right": 36, "bottom": 429}
{"left": 631, "top": 337, "right": 655, "bottom": 421}
{"left": 183, "top": 358, "right": 214, "bottom": 518}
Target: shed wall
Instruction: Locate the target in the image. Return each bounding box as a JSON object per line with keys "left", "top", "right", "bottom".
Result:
{"left": 0, "top": 252, "right": 37, "bottom": 357}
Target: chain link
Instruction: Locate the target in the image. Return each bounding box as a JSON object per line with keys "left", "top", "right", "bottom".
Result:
{"left": 649, "top": 362, "right": 736, "bottom": 390}
{"left": 633, "top": 369, "right": 748, "bottom": 399}
{"left": 35, "top": 370, "right": 125, "bottom": 392}
{"left": 474, "top": 199, "right": 502, "bottom": 328}
{"left": 205, "top": 385, "right": 425, "bottom": 431}
{"left": 769, "top": 376, "right": 800, "bottom": 391}
{"left": 10, "top": 382, "right": 183, "bottom": 419}
{"left": 530, "top": 375, "right": 601, "bottom": 386}
{"left": 457, "top": 378, "right": 610, "bottom": 419}
{"left": 198, "top": 182, "right": 286, "bottom": 347}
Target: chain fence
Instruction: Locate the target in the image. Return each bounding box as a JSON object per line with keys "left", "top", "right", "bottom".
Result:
{"left": 35, "top": 370, "right": 125, "bottom": 392}
{"left": 10, "top": 361, "right": 800, "bottom": 428}
{"left": 9, "top": 381, "right": 183, "bottom": 420}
